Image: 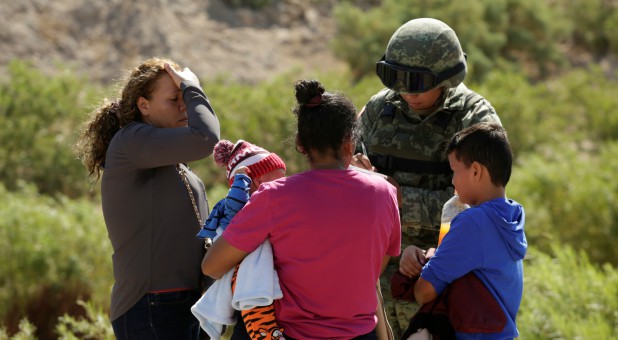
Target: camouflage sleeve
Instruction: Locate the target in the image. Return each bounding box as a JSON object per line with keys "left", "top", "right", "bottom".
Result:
{"left": 461, "top": 98, "right": 502, "bottom": 128}
{"left": 400, "top": 184, "right": 454, "bottom": 234}
{"left": 357, "top": 91, "right": 387, "bottom": 153}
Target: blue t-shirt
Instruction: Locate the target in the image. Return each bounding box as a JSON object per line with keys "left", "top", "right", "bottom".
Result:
{"left": 421, "top": 197, "right": 527, "bottom": 339}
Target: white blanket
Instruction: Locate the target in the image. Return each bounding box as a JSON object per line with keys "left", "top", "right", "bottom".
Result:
{"left": 190, "top": 269, "right": 235, "bottom": 339}
{"left": 232, "top": 240, "right": 282, "bottom": 310}
{"left": 191, "top": 240, "right": 282, "bottom": 339}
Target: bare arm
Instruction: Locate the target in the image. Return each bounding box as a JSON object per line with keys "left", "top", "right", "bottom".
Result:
{"left": 201, "top": 236, "right": 249, "bottom": 279}
{"left": 414, "top": 277, "right": 438, "bottom": 305}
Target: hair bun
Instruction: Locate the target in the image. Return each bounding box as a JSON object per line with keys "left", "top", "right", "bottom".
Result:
{"left": 294, "top": 79, "right": 325, "bottom": 107}
{"left": 213, "top": 139, "right": 235, "bottom": 166}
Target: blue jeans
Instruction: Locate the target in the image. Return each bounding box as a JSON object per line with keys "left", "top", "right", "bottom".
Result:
{"left": 112, "top": 290, "right": 201, "bottom": 340}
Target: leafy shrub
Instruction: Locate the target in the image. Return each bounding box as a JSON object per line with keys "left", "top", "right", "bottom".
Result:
{"left": 331, "top": 2, "right": 399, "bottom": 80}
{"left": 331, "top": 0, "right": 570, "bottom": 82}
{"left": 509, "top": 141, "right": 618, "bottom": 265}
{"left": 474, "top": 66, "right": 618, "bottom": 157}
{"left": 0, "top": 60, "right": 100, "bottom": 198}
{"left": 0, "top": 319, "right": 37, "bottom": 340}
{"left": 556, "top": 0, "right": 618, "bottom": 56}
{"left": 55, "top": 301, "right": 114, "bottom": 340}
{"left": 0, "top": 183, "right": 112, "bottom": 339}
{"left": 519, "top": 246, "right": 618, "bottom": 339}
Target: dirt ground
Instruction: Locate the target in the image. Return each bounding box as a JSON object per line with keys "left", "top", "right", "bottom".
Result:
{"left": 0, "top": 0, "right": 347, "bottom": 85}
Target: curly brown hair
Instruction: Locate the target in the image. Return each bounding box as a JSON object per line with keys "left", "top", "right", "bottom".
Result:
{"left": 75, "top": 57, "right": 180, "bottom": 181}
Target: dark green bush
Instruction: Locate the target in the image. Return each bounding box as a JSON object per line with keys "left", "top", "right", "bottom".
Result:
{"left": 509, "top": 141, "right": 618, "bottom": 266}
{"left": 0, "top": 60, "right": 100, "bottom": 198}
{"left": 474, "top": 66, "right": 618, "bottom": 157}
{"left": 519, "top": 246, "right": 618, "bottom": 339}
{"left": 0, "top": 183, "right": 111, "bottom": 338}
{"left": 331, "top": 0, "right": 570, "bottom": 82}
{"left": 55, "top": 301, "right": 114, "bottom": 340}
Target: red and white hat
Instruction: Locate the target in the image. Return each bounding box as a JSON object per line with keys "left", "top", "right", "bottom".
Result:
{"left": 214, "top": 139, "right": 286, "bottom": 186}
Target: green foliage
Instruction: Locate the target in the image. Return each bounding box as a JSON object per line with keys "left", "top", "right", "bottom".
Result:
{"left": 0, "top": 60, "right": 100, "bottom": 198}
{"left": 519, "top": 246, "right": 618, "bottom": 339}
{"left": 331, "top": 0, "right": 570, "bottom": 82}
{"left": 56, "top": 301, "right": 114, "bottom": 340}
{"left": 0, "top": 319, "right": 37, "bottom": 340}
{"left": 509, "top": 141, "right": 618, "bottom": 265}
{"left": 555, "top": 0, "right": 618, "bottom": 55}
{"left": 0, "top": 182, "right": 112, "bottom": 338}
{"left": 331, "top": 2, "right": 399, "bottom": 80}
{"left": 474, "top": 66, "right": 618, "bottom": 157}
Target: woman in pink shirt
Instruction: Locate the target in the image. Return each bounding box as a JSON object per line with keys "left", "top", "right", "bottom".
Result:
{"left": 202, "top": 80, "right": 401, "bottom": 340}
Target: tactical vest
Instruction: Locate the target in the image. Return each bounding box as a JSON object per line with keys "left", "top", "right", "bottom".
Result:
{"left": 362, "top": 88, "right": 484, "bottom": 191}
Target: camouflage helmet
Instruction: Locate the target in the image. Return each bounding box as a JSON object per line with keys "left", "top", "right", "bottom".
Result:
{"left": 384, "top": 18, "right": 467, "bottom": 90}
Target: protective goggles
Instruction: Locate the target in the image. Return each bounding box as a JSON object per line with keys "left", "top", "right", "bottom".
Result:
{"left": 376, "top": 55, "right": 466, "bottom": 93}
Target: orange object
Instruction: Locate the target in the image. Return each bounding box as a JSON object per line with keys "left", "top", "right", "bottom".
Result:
{"left": 438, "top": 222, "right": 450, "bottom": 246}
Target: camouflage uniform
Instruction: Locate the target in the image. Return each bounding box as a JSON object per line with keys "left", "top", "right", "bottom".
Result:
{"left": 359, "top": 18, "right": 502, "bottom": 338}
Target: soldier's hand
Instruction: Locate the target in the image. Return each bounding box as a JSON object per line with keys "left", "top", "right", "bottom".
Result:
{"left": 399, "top": 245, "right": 426, "bottom": 277}
{"left": 351, "top": 153, "right": 375, "bottom": 171}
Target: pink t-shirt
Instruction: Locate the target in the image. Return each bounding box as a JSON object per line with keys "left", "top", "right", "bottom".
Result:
{"left": 223, "top": 169, "right": 401, "bottom": 339}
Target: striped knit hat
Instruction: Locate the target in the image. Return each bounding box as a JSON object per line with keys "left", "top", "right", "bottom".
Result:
{"left": 214, "top": 139, "right": 286, "bottom": 186}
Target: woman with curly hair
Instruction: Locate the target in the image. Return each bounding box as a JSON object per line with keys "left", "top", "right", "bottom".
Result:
{"left": 76, "top": 57, "right": 220, "bottom": 339}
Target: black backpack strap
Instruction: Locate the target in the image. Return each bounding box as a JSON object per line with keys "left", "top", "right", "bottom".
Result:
{"left": 369, "top": 154, "right": 451, "bottom": 175}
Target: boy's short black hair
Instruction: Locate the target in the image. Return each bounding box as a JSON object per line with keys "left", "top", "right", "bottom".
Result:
{"left": 446, "top": 123, "right": 513, "bottom": 187}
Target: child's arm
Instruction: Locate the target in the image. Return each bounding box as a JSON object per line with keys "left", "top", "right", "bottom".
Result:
{"left": 224, "top": 172, "right": 251, "bottom": 218}
{"left": 414, "top": 277, "right": 438, "bottom": 305}
{"left": 201, "top": 236, "right": 249, "bottom": 279}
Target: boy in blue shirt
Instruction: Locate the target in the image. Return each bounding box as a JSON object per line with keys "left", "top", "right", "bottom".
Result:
{"left": 414, "top": 123, "right": 527, "bottom": 339}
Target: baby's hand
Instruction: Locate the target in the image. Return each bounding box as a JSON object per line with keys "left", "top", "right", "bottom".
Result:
{"left": 234, "top": 166, "right": 249, "bottom": 176}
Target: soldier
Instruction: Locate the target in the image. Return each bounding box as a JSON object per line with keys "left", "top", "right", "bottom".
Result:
{"left": 351, "top": 18, "right": 502, "bottom": 338}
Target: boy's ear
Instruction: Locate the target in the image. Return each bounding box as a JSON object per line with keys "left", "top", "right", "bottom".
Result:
{"left": 472, "top": 161, "right": 483, "bottom": 181}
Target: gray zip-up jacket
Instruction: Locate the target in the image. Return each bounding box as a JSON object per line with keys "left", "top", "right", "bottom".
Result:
{"left": 101, "top": 81, "right": 220, "bottom": 321}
